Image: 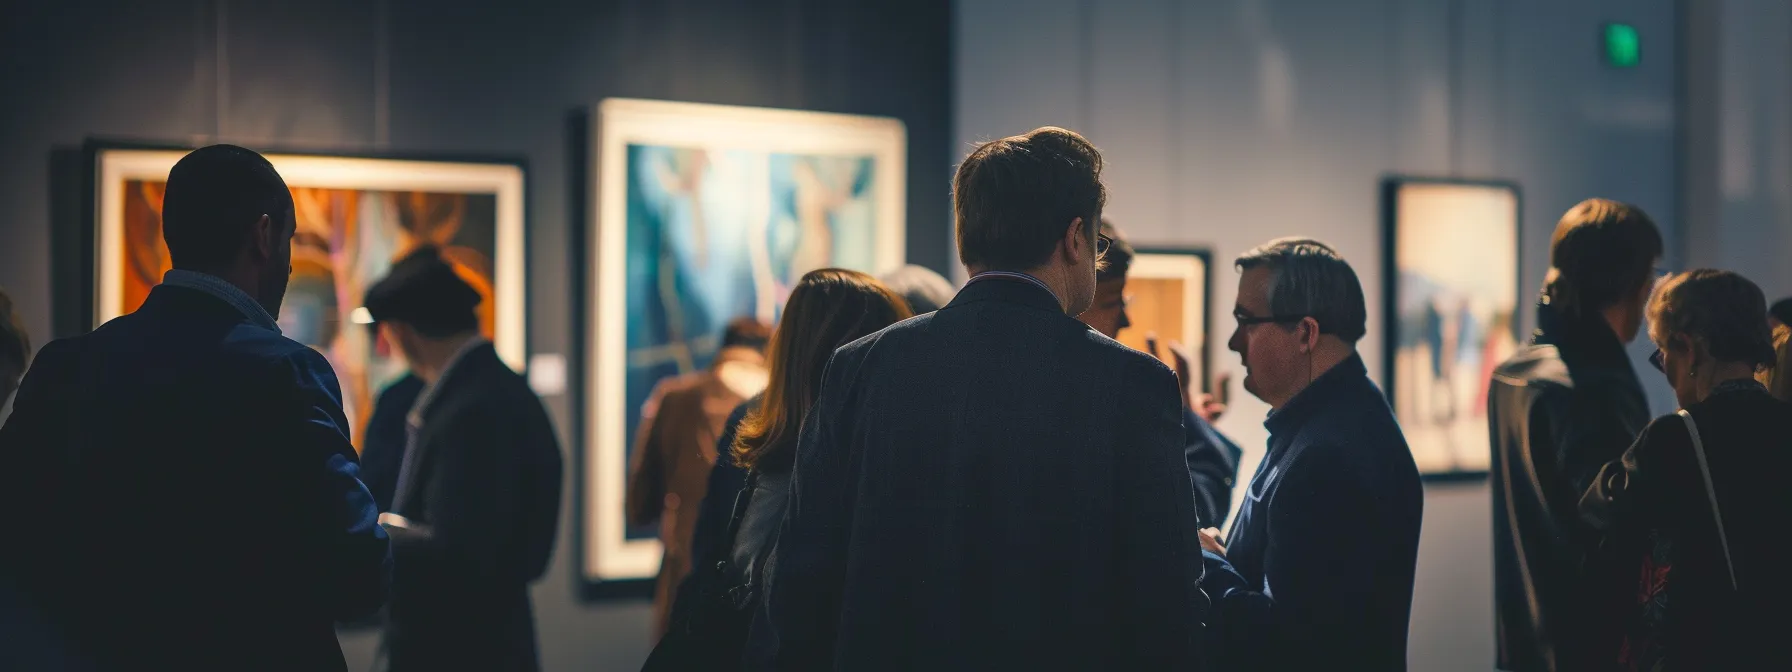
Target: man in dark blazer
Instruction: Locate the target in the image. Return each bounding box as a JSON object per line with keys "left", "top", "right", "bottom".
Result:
{"left": 1199, "top": 238, "right": 1423, "bottom": 670}
{"left": 760, "top": 127, "right": 1209, "bottom": 670}
{"left": 1080, "top": 220, "right": 1244, "bottom": 527}
{"left": 1487, "top": 199, "right": 1661, "bottom": 671}
{"left": 0, "top": 145, "right": 392, "bottom": 671}
{"left": 360, "top": 247, "right": 564, "bottom": 672}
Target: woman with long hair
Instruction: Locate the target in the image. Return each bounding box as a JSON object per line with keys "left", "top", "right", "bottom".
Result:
{"left": 646, "top": 268, "right": 912, "bottom": 670}
{"left": 1581, "top": 269, "right": 1792, "bottom": 670}
{"left": 1756, "top": 323, "right": 1792, "bottom": 402}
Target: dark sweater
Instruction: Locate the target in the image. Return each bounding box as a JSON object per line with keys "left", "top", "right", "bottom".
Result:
{"left": 1204, "top": 353, "right": 1424, "bottom": 670}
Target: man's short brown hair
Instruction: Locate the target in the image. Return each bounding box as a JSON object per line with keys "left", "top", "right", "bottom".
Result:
{"left": 1545, "top": 198, "right": 1663, "bottom": 319}
{"left": 954, "top": 127, "right": 1106, "bottom": 271}
{"left": 0, "top": 287, "right": 30, "bottom": 382}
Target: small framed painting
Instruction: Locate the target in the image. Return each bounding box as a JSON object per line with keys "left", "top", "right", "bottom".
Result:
{"left": 1381, "top": 178, "right": 1521, "bottom": 480}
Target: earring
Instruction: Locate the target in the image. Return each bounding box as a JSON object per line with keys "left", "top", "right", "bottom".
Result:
{"left": 1690, "top": 366, "right": 1697, "bottom": 378}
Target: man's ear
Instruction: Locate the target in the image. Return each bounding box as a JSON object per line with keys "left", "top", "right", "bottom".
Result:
{"left": 251, "top": 214, "right": 276, "bottom": 262}
{"left": 1062, "top": 217, "right": 1086, "bottom": 266}
{"left": 1298, "top": 316, "right": 1321, "bottom": 353}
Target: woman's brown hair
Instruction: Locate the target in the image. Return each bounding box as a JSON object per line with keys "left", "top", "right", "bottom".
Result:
{"left": 732, "top": 268, "right": 912, "bottom": 470}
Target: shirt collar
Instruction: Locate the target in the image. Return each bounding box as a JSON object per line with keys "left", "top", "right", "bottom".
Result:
{"left": 966, "top": 271, "right": 1060, "bottom": 305}
{"left": 161, "top": 269, "right": 281, "bottom": 333}
{"left": 1263, "top": 352, "right": 1370, "bottom": 437}
{"left": 407, "top": 336, "right": 489, "bottom": 425}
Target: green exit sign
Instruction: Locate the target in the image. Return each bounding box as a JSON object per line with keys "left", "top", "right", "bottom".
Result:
{"left": 1604, "top": 23, "right": 1640, "bottom": 67}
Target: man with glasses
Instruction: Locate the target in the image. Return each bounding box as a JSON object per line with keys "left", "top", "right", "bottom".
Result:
{"left": 1197, "top": 237, "right": 1423, "bottom": 670}
{"left": 761, "top": 127, "right": 1208, "bottom": 669}
{"left": 1487, "top": 199, "right": 1662, "bottom": 672}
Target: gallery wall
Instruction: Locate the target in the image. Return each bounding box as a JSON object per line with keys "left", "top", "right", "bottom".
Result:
{"left": 0, "top": 0, "right": 949, "bottom": 669}
{"left": 956, "top": 0, "right": 1679, "bottom": 669}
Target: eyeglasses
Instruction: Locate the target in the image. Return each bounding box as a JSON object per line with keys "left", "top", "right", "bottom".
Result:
{"left": 1095, "top": 233, "right": 1113, "bottom": 259}
{"left": 1233, "top": 312, "right": 1309, "bottom": 327}
{"left": 1649, "top": 348, "right": 1665, "bottom": 372}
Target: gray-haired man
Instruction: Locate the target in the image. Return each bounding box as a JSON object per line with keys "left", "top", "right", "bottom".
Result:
{"left": 1200, "top": 238, "right": 1424, "bottom": 670}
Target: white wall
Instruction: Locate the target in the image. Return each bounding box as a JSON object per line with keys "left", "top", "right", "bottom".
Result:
{"left": 1683, "top": 0, "right": 1792, "bottom": 297}
{"left": 956, "top": 1, "right": 1678, "bottom": 669}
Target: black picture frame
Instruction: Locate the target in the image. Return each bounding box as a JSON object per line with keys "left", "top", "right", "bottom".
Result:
{"left": 1380, "top": 176, "right": 1522, "bottom": 483}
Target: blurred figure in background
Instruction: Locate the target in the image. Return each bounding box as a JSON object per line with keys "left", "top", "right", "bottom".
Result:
{"left": 1767, "top": 297, "right": 1792, "bottom": 329}
{"left": 1199, "top": 237, "right": 1423, "bottom": 670}
{"left": 0, "top": 287, "right": 27, "bottom": 411}
{"left": 0, "top": 145, "right": 390, "bottom": 670}
{"left": 1488, "top": 198, "right": 1662, "bottom": 672}
{"left": 1581, "top": 269, "right": 1791, "bottom": 670}
{"left": 361, "top": 247, "right": 563, "bottom": 672}
{"left": 1080, "top": 220, "right": 1242, "bottom": 527}
{"left": 880, "top": 264, "right": 957, "bottom": 315}
{"left": 628, "top": 318, "right": 773, "bottom": 639}
{"left": 1759, "top": 324, "right": 1792, "bottom": 402}
{"left": 646, "top": 269, "right": 911, "bottom": 670}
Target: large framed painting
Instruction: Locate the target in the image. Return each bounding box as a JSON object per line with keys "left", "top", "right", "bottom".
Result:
{"left": 1381, "top": 178, "right": 1521, "bottom": 479}
{"left": 94, "top": 147, "right": 527, "bottom": 451}
{"left": 1116, "top": 249, "right": 1212, "bottom": 394}
{"left": 586, "top": 99, "right": 906, "bottom": 582}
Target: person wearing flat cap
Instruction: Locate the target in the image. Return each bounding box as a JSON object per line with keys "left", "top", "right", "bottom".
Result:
{"left": 360, "top": 246, "right": 563, "bottom": 672}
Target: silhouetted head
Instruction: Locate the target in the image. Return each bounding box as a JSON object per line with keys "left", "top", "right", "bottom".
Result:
{"left": 361, "top": 245, "right": 482, "bottom": 367}
{"left": 954, "top": 126, "right": 1107, "bottom": 315}
{"left": 1544, "top": 198, "right": 1663, "bottom": 343}
{"left": 160, "top": 144, "right": 295, "bottom": 317}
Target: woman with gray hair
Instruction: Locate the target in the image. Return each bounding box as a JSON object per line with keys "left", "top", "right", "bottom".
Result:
{"left": 1580, "top": 269, "right": 1792, "bottom": 670}
{"left": 878, "top": 264, "right": 956, "bottom": 315}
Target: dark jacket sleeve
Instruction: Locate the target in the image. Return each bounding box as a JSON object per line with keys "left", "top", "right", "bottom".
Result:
{"left": 1112, "top": 359, "right": 1210, "bottom": 667}
{"left": 390, "top": 402, "right": 543, "bottom": 584}
{"left": 1184, "top": 407, "right": 1244, "bottom": 528}
{"left": 1580, "top": 414, "right": 1688, "bottom": 535}
{"left": 1536, "top": 383, "right": 1645, "bottom": 515}
{"left": 281, "top": 348, "right": 394, "bottom": 620}
{"left": 763, "top": 350, "right": 862, "bottom": 669}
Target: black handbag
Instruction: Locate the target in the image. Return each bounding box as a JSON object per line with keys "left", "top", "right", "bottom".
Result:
{"left": 642, "top": 471, "right": 760, "bottom": 671}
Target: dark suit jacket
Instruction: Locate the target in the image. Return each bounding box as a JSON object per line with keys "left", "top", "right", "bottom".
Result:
{"left": 1488, "top": 304, "right": 1650, "bottom": 671}
{"left": 0, "top": 285, "right": 391, "bottom": 671}
{"left": 1203, "top": 354, "right": 1423, "bottom": 670}
{"left": 383, "top": 343, "right": 563, "bottom": 672}
{"left": 362, "top": 373, "right": 424, "bottom": 513}
{"left": 760, "top": 277, "right": 1209, "bottom": 670}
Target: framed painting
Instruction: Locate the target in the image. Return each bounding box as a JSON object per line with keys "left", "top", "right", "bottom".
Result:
{"left": 1381, "top": 177, "right": 1521, "bottom": 480}
{"left": 94, "top": 146, "right": 527, "bottom": 451}
{"left": 585, "top": 99, "right": 906, "bottom": 582}
{"left": 1116, "top": 248, "right": 1212, "bottom": 394}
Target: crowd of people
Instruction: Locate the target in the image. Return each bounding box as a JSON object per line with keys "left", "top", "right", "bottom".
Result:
{"left": 1, "top": 128, "right": 1790, "bottom": 671}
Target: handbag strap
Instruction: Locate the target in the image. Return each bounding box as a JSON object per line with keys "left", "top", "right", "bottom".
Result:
{"left": 716, "top": 469, "right": 759, "bottom": 573}
{"left": 1677, "top": 409, "right": 1738, "bottom": 591}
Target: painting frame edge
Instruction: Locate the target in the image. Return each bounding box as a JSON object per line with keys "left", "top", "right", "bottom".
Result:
{"left": 1379, "top": 174, "right": 1523, "bottom": 483}
{"left": 582, "top": 98, "right": 909, "bottom": 586}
